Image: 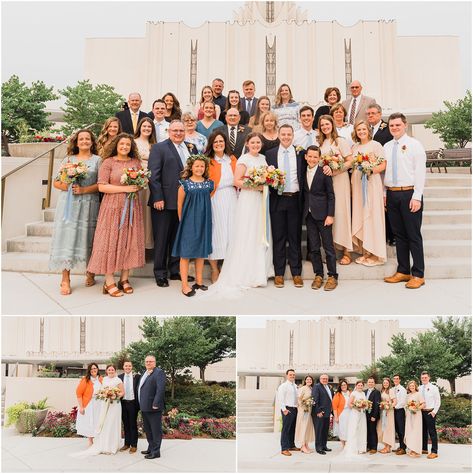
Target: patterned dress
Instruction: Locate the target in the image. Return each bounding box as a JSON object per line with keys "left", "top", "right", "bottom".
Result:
{"left": 87, "top": 157, "right": 145, "bottom": 274}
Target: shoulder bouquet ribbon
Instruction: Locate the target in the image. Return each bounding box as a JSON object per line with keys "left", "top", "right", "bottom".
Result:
{"left": 352, "top": 152, "right": 385, "bottom": 207}
{"left": 56, "top": 161, "right": 89, "bottom": 223}
{"left": 119, "top": 167, "right": 151, "bottom": 228}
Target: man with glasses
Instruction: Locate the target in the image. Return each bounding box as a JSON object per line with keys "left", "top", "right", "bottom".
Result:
{"left": 342, "top": 80, "right": 376, "bottom": 125}
{"left": 148, "top": 120, "right": 197, "bottom": 287}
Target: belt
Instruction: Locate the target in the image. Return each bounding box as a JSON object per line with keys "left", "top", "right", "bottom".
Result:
{"left": 387, "top": 186, "right": 414, "bottom": 191}
{"left": 421, "top": 408, "right": 433, "bottom": 412}
{"left": 123, "top": 399, "right": 136, "bottom": 402}
{"left": 282, "top": 192, "right": 299, "bottom": 197}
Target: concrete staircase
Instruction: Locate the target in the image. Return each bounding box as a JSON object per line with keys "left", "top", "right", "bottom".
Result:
{"left": 2, "top": 173, "right": 471, "bottom": 279}
{"left": 238, "top": 399, "right": 274, "bottom": 434}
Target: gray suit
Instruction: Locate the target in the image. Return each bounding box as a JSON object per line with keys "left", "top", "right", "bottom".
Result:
{"left": 342, "top": 95, "right": 376, "bottom": 124}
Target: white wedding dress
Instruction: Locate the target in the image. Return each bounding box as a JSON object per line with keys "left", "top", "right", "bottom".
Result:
{"left": 73, "top": 376, "right": 122, "bottom": 456}
{"left": 204, "top": 152, "right": 274, "bottom": 297}
{"left": 340, "top": 390, "right": 368, "bottom": 459}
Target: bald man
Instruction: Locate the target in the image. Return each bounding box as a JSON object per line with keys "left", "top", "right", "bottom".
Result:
{"left": 115, "top": 92, "right": 150, "bottom": 135}
{"left": 342, "top": 81, "right": 376, "bottom": 125}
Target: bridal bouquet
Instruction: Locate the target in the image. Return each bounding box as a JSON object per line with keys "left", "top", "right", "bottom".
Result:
{"left": 301, "top": 396, "right": 315, "bottom": 413}
{"left": 120, "top": 167, "right": 151, "bottom": 198}
{"left": 379, "top": 400, "right": 393, "bottom": 411}
{"left": 56, "top": 161, "right": 89, "bottom": 185}
{"left": 95, "top": 386, "right": 122, "bottom": 404}
{"left": 266, "top": 165, "right": 286, "bottom": 195}
{"left": 243, "top": 165, "right": 286, "bottom": 195}
{"left": 352, "top": 152, "right": 385, "bottom": 178}
{"left": 405, "top": 399, "right": 422, "bottom": 413}
{"left": 353, "top": 399, "right": 373, "bottom": 412}
{"left": 321, "top": 150, "right": 345, "bottom": 171}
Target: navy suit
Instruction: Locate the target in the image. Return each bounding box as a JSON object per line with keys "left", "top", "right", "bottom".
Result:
{"left": 240, "top": 97, "right": 258, "bottom": 116}
{"left": 311, "top": 383, "right": 334, "bottom": 451}
{"left": 139, "top": 368, "right": 166, "bottom": 457}
{"left": 365, "top": 388, "right": 381, "bottom": 451}
{"left": 118, "top": 373, "right": 140, "bottom": 448}
{"left": 148, "top": 139, "right": 197, "bottom": 280}
{"left": 264, "top": 145, "right": 305, "bottom": 277}
{"left": 115, "top": 110, "right": 149, "bottom": 135}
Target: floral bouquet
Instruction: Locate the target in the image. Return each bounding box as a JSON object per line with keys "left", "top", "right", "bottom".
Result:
{"left": 322, "top": 150, "right": 345, "bottom": 171}
{"left": 352, "top": 152, "right": 385, "bottom": 178}
{"left": 243, "top": 165, "right": 286, "bottom": 195}
{"left": 353, "top": 399, "right": 373, "bottom": 412}
{"left": 57, "top": 161, "right": 89, "bottom": 223}
{"left": 405, "top": 399, "right": 422, "bottom": 413}
{"left": 301, "top": 396, "right": 314, "bottom": 413}
{"left": 119, "top": 167, "right": 151, "bottom": 228}
{"left": 95, "top": 386, "right": 122, "bottom": 404}
{"left": 266, "top": 165, "right": 286, "bottom": 195}
{"left": 379, "top": 400, "right": 393, "bottom": 411}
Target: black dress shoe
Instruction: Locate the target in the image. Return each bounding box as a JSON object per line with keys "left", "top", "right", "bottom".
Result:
{"left": 141, "top": 450, "right": 150, "bottom": 455}
{"left": 170, "top": 273, "right": 195, "bottom": 282}
{"left": 323, "top": 447, "right": 332, "bottom": 452}
{"left": 182, "top": 288, "right": 196, "bottom": 297}
{"left": 156, "top": 278, "right": 169, "bottom": 287}
{"left": 192, "top": 283, "right": 208, "bottom": 291}
{"left": 316, "top": 450, "right": 326, "bottom": 455}
{"left": 388, "top": 239, "right": 396, "bottom": 246}
{"left": 145, "top": 453, "right": 160, "bottom": 459}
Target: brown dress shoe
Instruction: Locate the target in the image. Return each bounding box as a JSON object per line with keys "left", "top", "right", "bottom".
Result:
{"left": 324, "top": 276, "right": 338, "bottom": 291}
{"left": 274, "top": 276, "right": 285, "bottom": 288}
{"left": 293, "top": 276, "right": 303, "bottom": 287}
{"left": 129, "top": 447, "right": 137, "bottom": 453}
{"left": 396, "top": 449, "right": 406, "bottom": 455}
{"left": 311, "top": 276, "right": 323, "bottom": 290}
{"left": 368, "top": 449, "right": 377, "bottom": 454}
{"left": 281, "top": 450, "right": 292, "bottom": 456}
{"left": 119, "top": 445, "right": 130, "bottom": 451}
{"left": 422, "top": 450, "right": 428, "bottom": 454}
{"left": 289, "top": 447, "right": 301, "bottom": 451}
{"left": 405, "top": 276, "right": 425, "bottom": 289}
{"left": 427, "top": 453, "right": 438, "bottom": 459}
{"left": 384, "top": 272, "right": 411, "bottom": 283}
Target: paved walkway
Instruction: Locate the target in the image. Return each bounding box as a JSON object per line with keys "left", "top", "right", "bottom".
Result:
{"left": 1, "top": 428, "right": 235, "bottom": 472}
{"left": 1, "top": 272, "right": 471, "bottom": 315}
{"left": 238, "top": 432, "right": 471, "bottom": 472}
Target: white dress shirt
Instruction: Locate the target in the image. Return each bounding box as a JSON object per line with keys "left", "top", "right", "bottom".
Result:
{"left": 393, "top": 384, "right": 407, "bottom": 409}
{"left": 138, "top": 370, "right": 150, "bottom": 403}
{"left": 276, "top": 380, "right": 298, "bottom": 412}
{"left": 306, "top": 164, "right": 318, "bottom": 192}
{"left": 323, "top": 384, "right": 333, "bottom": 400}
{"left": 383, "top": 133, "right": 426, "bottom": 201}
{"left": 293, "top": 128, "right": 319, "bottom": 148}
{"left": 123, "top": 373, "right": 135, "bottom": 401}
{"left": 154, "top": 119, "right": 169, "bottom": 143}
{"left": 371, "top": 120, "right": 382, "bottom": 137}
{"left": 277, "top": 146, "right": 299, "bottom": 192}
{"left": 173, "top": 141, "right": 190, "bottom": 165}
{"left": 420, "top": 383, "right": 441, "bottom": 414}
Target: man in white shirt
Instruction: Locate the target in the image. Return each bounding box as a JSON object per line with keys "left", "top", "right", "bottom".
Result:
{"left": 293, "top": 106, "right": 319, "bottom": 149}
{"left": 151, "top": 100, "right": 170, "bottom": 143}
{"left": 276, "top": 369, "right": 299, "bottom": 456}
{"left": 383, "top": 113, "right": 426, "bottom": 289}
{"left": 341, "top": 80, "right": 376, "bottom": 125}
{"left": 392, "top": 374, "right": 407, "bottom": 454}
{"left": 118, "top": 361, "right": 140, "bottom": 453}
{"left": 420, "top": 371, "right": 441, "bottom": 459}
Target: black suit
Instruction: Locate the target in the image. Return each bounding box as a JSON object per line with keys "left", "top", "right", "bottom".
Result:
{"left": 303, "top": 165, "right": 337, "bottom": 278}
{"left": 215, "top": 125, "right": 251, "bottom": 158}
{"left": 148, "top": 139, "right": 197, "bottom": 280}
{"left": 372, "top": 121, "right": 393, "bottom": 146}
{"left": 219, "top": 109, "right": 250, "bottom": 126}
{"left": 265, "top": 145, "right": 305, "bottom": 277}
{"left": 311, "top": 383, "right": 334, "bottom": 451}
{"left": 118, "top": 372, "right": 140, "bottom": 448}
{"left": 138, "top": 368, "right": 166, "bottom": 457}
{"left": 240, "top": 97, "right": 258, "bottom": 117}
{"left": 365, "top": 388, "right": 381, "bottom": 451}
{"left": 115, "top": 110, "right": 150, "bottom": 135}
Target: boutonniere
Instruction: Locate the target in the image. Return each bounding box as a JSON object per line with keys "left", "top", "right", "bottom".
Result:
{"left": 427, "top": 387, "right": 430, "bottom": 391}
{"left": 380, "top": 122, "right": 387, "bottom": 129}
{"left": 401, "top": 145, "right": 407, "bottom": 153}
{"left": 238, "top": 126, "right": 245, "bottom": 133}
{"left": 186, "top": 143, "right": 194, "bottom": 151}
{"left": 296, "top": 146, "right": 305, "bottom": 153}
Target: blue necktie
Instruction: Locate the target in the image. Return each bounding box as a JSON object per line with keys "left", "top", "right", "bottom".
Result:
{"left": 306, "top": 133, "right": 313, "bottom": 148}
{"left": 283, "top": 149, "right": 290, "bottom": 191}
{"left": 177, "top": 143, "right": 187, "bottom": 167}
{"left": 392, "top": 141, "right": 399, "bottom": 186}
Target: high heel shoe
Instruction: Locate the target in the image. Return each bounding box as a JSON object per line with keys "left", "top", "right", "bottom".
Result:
{"left": 117, "top": 279, "right": 134, "bottom": 294}
{"left": 85, "top": 271, "right": 96, "bottom": 287}
{"left": 103, "top": 283, "right": 123, "bottom": 297}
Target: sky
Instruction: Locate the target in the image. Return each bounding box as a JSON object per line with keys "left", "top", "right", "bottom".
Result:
{"left": 1, "top": 0, "right": 472, "bottom": 100}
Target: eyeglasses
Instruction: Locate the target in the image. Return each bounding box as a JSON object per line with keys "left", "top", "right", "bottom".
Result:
{"left": 351, "top": 86, "right": 361, "bottom": 89}
{"left": 170, "top": 129, "right": 185, "bottom": 133}
{"left": 183, "top": 119, "right": 196, "bottom": 122}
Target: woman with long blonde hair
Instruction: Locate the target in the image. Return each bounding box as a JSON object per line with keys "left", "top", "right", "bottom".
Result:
{"left": 97, "top": 117, "right": 122, "bottom": 157}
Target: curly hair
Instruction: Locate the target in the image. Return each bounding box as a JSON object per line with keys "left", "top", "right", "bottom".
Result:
{"left": 66, "top": 129, "right": 98, "bottom": 156}
{"left": 162, "top": 92, "right": 182, "bottom": 120}
{"left": 180, "top": 154, "right": 210, "bottom": 180}
{"left": 97, "top": 117, "right": 122, "bottom": 154}
{"left": 103, "top": 133, "right": 140, "bottom": 161}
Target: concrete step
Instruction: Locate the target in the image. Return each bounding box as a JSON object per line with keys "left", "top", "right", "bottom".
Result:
{"left": 26, "top": 221, "right": 54, "bottom": 237}
{"left": 238, "top": 400, "right": 274, "bottom": 405}
{"left": 424, "top": 197, "right": 471, "bottom": 211}
{"left": 238, "top": 426, "right": 274, "bottom": 433}
{"left": 7, "top": 236, "right": 51, "bottom": 253}
{"left": 238, "top": 407, "right": 274, "bottom": 413}
{"left": 43, "top": 208, "right": 56, "bottom": 222}
{"left": 423, "top": 186, "right": 471, "bottom": 198}
{"left": 386, "top": 240, "right": 471, "bottom": 259}
{"left": 423, "top": 210, "right": 471, "bottom": 225}
{"left": 425, "top": 175, "right": 472, "bottom": 186}
{"left": 237, "top": 420, "right": 274, "bottom": 427}
{"left": 238, "top": 416, "right": 274, "bottom": 423}
{"left": 422, "top": 224, "right": 471, "bottom": 240}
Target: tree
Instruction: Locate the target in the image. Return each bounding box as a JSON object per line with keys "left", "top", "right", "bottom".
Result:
{"left": 425, "top": 90, "right": 472, "bottom": 148}
{"left": 60, "top": 80, "right": 124, "bottom": 135}
{"left": 432, "top": 316, "right": 472, "bottom": 393}
{"left": 358, "top": 362, "right": 381, "bottom": 383}
{"left": 1, "top": 75, "right": 58, "bottom": 152}
{"left": 193, "top": 317, "right": 236, "bottom": 382}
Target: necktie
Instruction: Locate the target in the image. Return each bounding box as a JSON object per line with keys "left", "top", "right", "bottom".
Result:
{"left": 392, "top": 140, "right": 399, "bottom": 186}
{"left": 283, "top": 149, "right": 290, "bottom": 191}
{"left": 230, "top": 127, "right": 236, "bottom": 151}
{"left": 306, "top": 132, "right": 313, "bottom": 148}
{"left": 177, "top": 143, "right": 187, "bottom": 166}
{"left": 246, "top": 98, "right": 252, "bottom": 113}
{"left": 125, "top": 374, "right": 132, "bottom": 399}
{"left": 349, "top": 98, "right": 357, "bottom": 124}
{"left": 132, "top": 112, "right": 138, "bottom": 133}
{"left": 371, "top": 125, "right": 375, "bottom": 135}
{"left": 155, "top": 122, "right": 160, "bottom": 142}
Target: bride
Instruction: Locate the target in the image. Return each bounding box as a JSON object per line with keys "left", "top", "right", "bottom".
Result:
{"left": 340, "top": 380, "right": 368, "bottom": 458}
{"left": 73, "top": 364, "right": 124, "bottom": 456}
{"left": 205, "top": 132, "right": 273, "bottom": 295}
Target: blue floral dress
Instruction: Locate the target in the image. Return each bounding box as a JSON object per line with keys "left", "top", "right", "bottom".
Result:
{"left": 49, "top": 154, "right": 101, "bottom": 270}
{"left": 172, "top": 178, "right": 214, "bottom": 258}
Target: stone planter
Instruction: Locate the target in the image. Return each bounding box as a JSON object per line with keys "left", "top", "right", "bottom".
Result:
{"left": 7, "top": 142, "right": 67, "bottom": 160}
{"left": 15, "top": 409, "right": 49, "bottom": 433}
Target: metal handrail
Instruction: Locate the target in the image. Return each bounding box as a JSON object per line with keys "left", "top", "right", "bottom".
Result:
{"left": 1, "top": 123, "right": 97, "bottom": 220}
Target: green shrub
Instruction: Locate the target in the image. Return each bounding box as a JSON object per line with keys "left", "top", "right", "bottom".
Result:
{"left": 437, "top": 396, "right": 472, "bottom": 428}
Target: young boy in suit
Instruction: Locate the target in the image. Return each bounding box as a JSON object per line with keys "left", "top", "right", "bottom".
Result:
{"left": 302, "top": 145, "right": 338, "bottom": 290}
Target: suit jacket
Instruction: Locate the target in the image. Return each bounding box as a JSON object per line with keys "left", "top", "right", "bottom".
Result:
{"left": 264, "top": 145, "right": 305, "bottom": 211}
{"left": 148, "top": 139, "right": 197, "bottom": 210}
{"left": 365, "top": 388, "right": 381, "bottom": 420}
{"left": 240, "top": 97, "right": 258, "bottom": 116}
{"left": 118, "top": 372, "right": 141, "bottom": 408}
{"left": 215, "top": 124, "right": 251, "bottom": 158}
{"left": 372, "top": 120, "right": 393, "bottom": 146}
{"left": 302, "top": 165, "right": 335, "bottom": 221}
{"left": 312, "top": 383, "right": 334, "bottom": 418}
{"left": 342, "top": 95, "right": 376, "bottom": 123}
{"left": 115, "top": 110, "right": 150, "bottom": 135}
{"left": 138, "top": 367, "right": 166, "bottom": 413}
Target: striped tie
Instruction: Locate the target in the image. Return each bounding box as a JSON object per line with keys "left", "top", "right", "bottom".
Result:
{"left": 349, "top": 98, "right": 357, "bottom": 124}
{"left": 230, "top": 127, "right": 236, "bottom": 151}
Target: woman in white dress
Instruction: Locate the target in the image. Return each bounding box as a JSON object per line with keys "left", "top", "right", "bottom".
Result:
{"left": 75, "top": 363, "right": 103, "bottom": 446}
{"left": 341, "top": 380, "right": 368, "bottom": 458}
{"left": 206, "top": 131, "right": 238, "bottom": 282}
{"left": 332, "top": 379, "right": 351, "bottom": 447}
{"left": 207, "top": 132, "right": 273, "bottom": 294}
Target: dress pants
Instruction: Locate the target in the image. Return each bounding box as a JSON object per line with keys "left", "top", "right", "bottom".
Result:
{"left": 394, "top": 408, "right": 406, "bottom": 449}
{"left": 366, "top": 416, "right": 378, "bottom": 450}
{"left": 151, "top": 208, "right": 180, "bottom": 280}
{"left": 306, "top": 213, "right": 338, "bottom": 278}
{"left": 422, "top": 411, "right": 438, "bottom": 453}
{"left": 386, "top": 189, "right": 424, "bottom": 277}
{"left": 142, "top": 411, "right": 163, "bottom": 456}
{"left": 280, "top": 408, "right": 298, "bottom": 451}
{"left": 270, "top": 195, "right": 302, "bottom": 276}
{"left": 121, "top": 400, "right": 139, "bottom": 447}
{"left": 312, "top": 414, "right": 330, "bottom": 450}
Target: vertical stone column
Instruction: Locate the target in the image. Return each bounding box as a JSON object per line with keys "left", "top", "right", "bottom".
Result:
{"left": 344, "top": 38, "right": 352, "bottom": 98}
{"left": 189, "top": 40, "right": 198, "bottom": 105}
{"left": 266, "top": 36, "right": 277, "bottom": 100}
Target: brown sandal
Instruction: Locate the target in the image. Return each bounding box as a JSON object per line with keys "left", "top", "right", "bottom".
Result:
{"left": 85, "top": 271, "right": 96, "bottom": 287}
{"left": 102, "top": 283, "right": 123, "bottom": 297}
{"left": 339, "top": 254, "right": 352, "bottom": 265}
{"left": 60, "top": 281, "right": 71, "bottom": 295}
{"left": 117, "top": 279, "right": 134, "bottom": 294}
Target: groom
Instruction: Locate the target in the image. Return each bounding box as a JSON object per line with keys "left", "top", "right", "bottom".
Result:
{"left": 365, "top": 377, "right": 381, "bottom": 454}
{"left": 138, "top": 354, "right": 166, "bottom": 459}
{"left": 264, "top": 124, "right": 305, "bottom": 288}
{"left": 311, "top": 374, "right": 334, "bottom": 454}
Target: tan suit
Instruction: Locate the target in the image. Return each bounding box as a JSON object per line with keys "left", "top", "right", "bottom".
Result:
{"left": 342, "top": 94, "right": 376, "bottom": 123}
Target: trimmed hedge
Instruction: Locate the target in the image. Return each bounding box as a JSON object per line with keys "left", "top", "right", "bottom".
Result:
{"left": 436, "top": 395, "right": 471, "bottom": 428}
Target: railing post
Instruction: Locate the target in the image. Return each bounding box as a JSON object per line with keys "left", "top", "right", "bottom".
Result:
{"left": 43, "top": 148, "right": 55, "bottom": 209}
{"left": 1, "top": 177, "right": 5, "bottom": 223}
